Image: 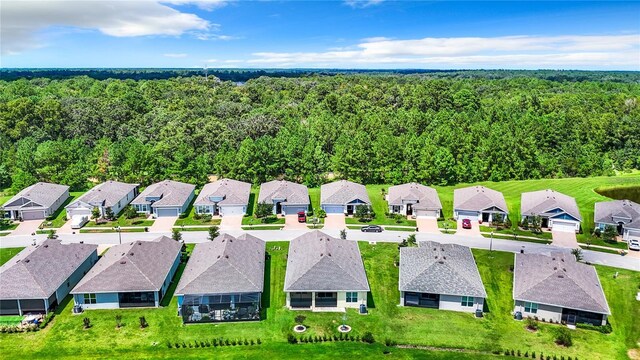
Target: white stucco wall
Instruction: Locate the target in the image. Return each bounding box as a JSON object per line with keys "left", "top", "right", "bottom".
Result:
{"left": 439, "top": 294, "right": 483, "bottom": 313}
{"left": 514, "top": 300, "right": 563, "bottom": 323}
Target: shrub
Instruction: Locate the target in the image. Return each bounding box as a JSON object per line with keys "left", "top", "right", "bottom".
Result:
{"left": 202, "top": 214, "right": 213, "bottom": 222}
{"left": 39, "top": 312, "right": 55, "bottom": 329}
{"left": 82, "top": 317, "right": 91, "bottom": 329}
{"left": 362, "top": 332, "right": 375, "bottom": 344}
{"left": 576, "top": 322, "right": 612, "bottom": 334}
{"left": 115, "top": 314, "right": 122, "bottom": 328}
{"left": 257, "top": 338, "right": 262, "bottom": 345}
{"left": 287, "top": 334, "right": 298, "bottom": 344}
{"left": 525, "top": 317, "right": 539, "bottom": 331}
{"left": 139, "top": 316, "right": 148, "bottom": 329}
{"left": 295, "top": 315, "right": 306, "bottom": 325}
{"left": 554, "top": 327, "right": 573, "bottom": 347}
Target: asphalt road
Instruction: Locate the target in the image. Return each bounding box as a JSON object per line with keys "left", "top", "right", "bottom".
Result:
{"left": 2, "top": 228, "right": 638, "bottom": 272}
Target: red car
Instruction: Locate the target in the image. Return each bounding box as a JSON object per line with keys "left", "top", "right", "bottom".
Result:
{"left": 462, "top": 218, "right": 472, "bottom": 229}
{"left": 297, "top": 211, "right": 306, "bottom": 223}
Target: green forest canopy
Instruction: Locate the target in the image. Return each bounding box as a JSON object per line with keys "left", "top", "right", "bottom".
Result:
{"left": 0, "top": 73, "right": 639, "bottom": 192}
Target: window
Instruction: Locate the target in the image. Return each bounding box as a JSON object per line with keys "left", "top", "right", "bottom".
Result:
{"left": 524, "top": 302, "right": 538, "bottom": 314}
{"left": 83, "top": 294, "right": 97, "bottom": 304}
{"left": 461, "top": 296, "right": 474, "bottom": 307}
{"left": 346, "top": 292, "right": 358, "bottom": 303}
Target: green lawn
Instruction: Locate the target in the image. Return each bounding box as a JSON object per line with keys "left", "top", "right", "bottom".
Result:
{"left": 0, "top": 242, "right": 636, "bottom": 360}
{"left": 345, "top": 185, "right": 416, "bottom": 227}
{"left": 174, "top": 201, "right": 221, "bottom": 227}
{"left": 86, "top": 215, "right": 154, "bottom": 228}
{"left": 479, "top": 225, "right": 553, "bottom": 240}
{"left": 0, "top": 316, "right": 23, "bottom": 326}
{"left": 40, "top": 192, "right": 84, "bottom": 228}
{"left": 0, "top": 222, "right": 18, "bottom": 231}
{"left": 79, "top": 228, "right": 146, "bottom": 234}
{"left": 0, "top": 247, "right": 24, "bottom": 265}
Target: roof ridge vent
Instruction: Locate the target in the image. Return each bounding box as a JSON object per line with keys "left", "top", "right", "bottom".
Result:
{"left": 24, "top": 259, "right": 30, "bottom": 263}
{"left": 129, "top": 252, "right": 134, "bottom": 256}
{"left": 120, "top": 260, "right": 126, "bottom": 264}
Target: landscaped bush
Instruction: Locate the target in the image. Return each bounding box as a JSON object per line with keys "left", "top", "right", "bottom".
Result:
{"left": 169, "top": 338, "right": 261, "bottom": 349}
{"left": 525, "top": 317, "right": 539, "bottom": 331}
{"left": 576, "top": 322, "right": 612, "bottom": 334}
{"left": 554, "top": 328, "right": 573, "bottom": 347}
{"left": 361, "top": 332, "right": 375, "bottom": 344}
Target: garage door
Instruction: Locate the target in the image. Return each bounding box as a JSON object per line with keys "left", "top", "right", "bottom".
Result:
{"left": 457, "top": 211, "right": 478, "bottom": 221}
{"left": 156, "top": 208, "right": 179, "bottom": 217}
{"left": 21, "top": 210, "right": 45, "bottom": 220}
{"left": 221, "top": 205, "right": 244, "bottom": 216}
{"left": 323, "top": 205, "right": 344, "bottom": 214}
{"left": 283, "top": 205, "right": 307, "bottom": 215}
{"left": 552, "top": 220, "right": 576, "bottom": 233}
{"left": 416, "top": 210, "right": 438, "bottom": 218}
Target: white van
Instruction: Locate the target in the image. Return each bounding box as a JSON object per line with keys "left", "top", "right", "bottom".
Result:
{"left": 70, "top": 215, "right": 89, "bottom": 229}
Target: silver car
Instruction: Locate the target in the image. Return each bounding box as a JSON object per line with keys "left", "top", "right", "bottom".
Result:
{"left": 629, "top": 239, "right": 640, "bottom": 251}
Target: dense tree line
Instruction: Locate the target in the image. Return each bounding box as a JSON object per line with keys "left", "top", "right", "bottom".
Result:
{"left": 0, "top": 74, "right": 639, "bottom": 192}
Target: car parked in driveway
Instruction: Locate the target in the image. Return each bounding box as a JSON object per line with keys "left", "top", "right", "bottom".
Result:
{"left": 361, "top": 225, "right": 383, "bottom": 232}
{"left": 629, "top": 239, "right": 640, "bottom": 251}
{"left": 297, "top": 211, "right": 306, "bottom": 223}
{"left": 462, "top": 218, "right": 472, "bottom": 229}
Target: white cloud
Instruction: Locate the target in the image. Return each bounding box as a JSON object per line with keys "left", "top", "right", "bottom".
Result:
{"left": 164, "top": 53, "right": 188, "bottom": 58}
{"left": 0, "top": 0, "right": 229, "bottom": 55}
{"left": 344, "top": 0, "right": 384, "bottom": 9}
{"left": 163, "top": 0, "right": 229, "bottom": 11}
{"left": 244, "top": 34, "right": 640, "bottom": 69}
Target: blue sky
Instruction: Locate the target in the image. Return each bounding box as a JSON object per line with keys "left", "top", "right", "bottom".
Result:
{"left": 2, "top": 1, "right": 639, "bottom": 69}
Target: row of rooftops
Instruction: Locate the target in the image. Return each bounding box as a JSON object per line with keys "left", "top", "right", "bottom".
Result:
{"left": 0, "top": 232, "right": 610, "bottom": 317}
{"left": 3, "top": 181, "right": 638, "bottom": 228}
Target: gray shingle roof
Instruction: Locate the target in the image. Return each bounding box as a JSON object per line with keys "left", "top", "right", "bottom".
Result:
{"left": 194, "top": 179, "right": 251, "bottom": 206}
{"left": 131, "top": 180, "right": 195, "bottom": 208}
{"left": 2, "top": 182, "right": 69, "bottom": 210}
{"left": 258, "top": 180, "right": 310, "bottom": 206}
{"left": 71, "top": 236, "right": 181, "bottom": 294}
{"left": 0, "top": 240, "right": 97, "bottom": 300}
{"left": 594, "top": 199, "right": 640, "bottom": 230}
{"left": 399, "top": 242, "right": 486, "bottom": 298}
{"left": 175, "top": 234, "right": 265, "bottom": 295}
{"left": 320, "top": 180, "right": 370, "bottom": 205}
{"left": 513, "top": 252, "right": 610, "bottom": 315}
{"left": 68, "top": 181, "right": 138, "bottom": 208}
{"left": 387, "top": 183, "right": 442, "bottom": 210}
{"left": 521, "top": 189, "right": 581, "bottom": 221}
{"left": 453, "top": 186, "right": 508, "bottom": 213}
{"left": 284, "top": 231, "right": 370, "bottom": 292}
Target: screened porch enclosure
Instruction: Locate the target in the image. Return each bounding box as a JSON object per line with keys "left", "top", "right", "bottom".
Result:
{"left": 181, "top": 293, "right": 261, "bottom": 323}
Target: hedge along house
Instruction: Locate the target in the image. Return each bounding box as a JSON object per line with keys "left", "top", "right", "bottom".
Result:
{"left": 66, "top": 181, "right": 139, "bottom": 220}
{"left": 71, "top": 236, "right": 181, "bottom": 310}
{"left": 320, "top": 180, "right": 371, "bottom": 216}
{"left": 399, "top": 241, "right": 486, "bottom": 313}
{"left": 387, "top": 183, "right": 442, "bottom": 218}
{"left": 284, "top": 231, "right": 370, "bottom": 311}
{"left": 594, "top": 199, "right": 640, "bottom": 241}
{"left": 0, "top": 240, "right": 98, "bottom": 316}
{"left": 1, "top": 182, "right": 69, "bottom": 221}
{"left": 258, "top": 180, "right": 310, "bottom": 216}
{"left": 521, "top": 189, "right": 581, "bottom": 233}
{"left": 175, "top": 234, "right": 265, "bottom": 323}
{"left": 131, "top": 180, "right": 195, "bottom": 218}
{"left": 513, "top": 252, "right": 610, "bottom": 326}
{"left": 194, "top": 179, "right": 251, "bottom": 217}
{"left": 453, "top": 186, "right": 508, "bottom": 223}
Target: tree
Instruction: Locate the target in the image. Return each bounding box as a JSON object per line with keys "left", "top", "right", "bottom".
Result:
{"left": 406, "top": 234, "right": 417, "bottom": 247}
{"left": 207, "top": 226, "right": 219, "bottom": 241}
{"left": 602, "top": 224, "right": 618, "bottom": 243}
{"left": 124, "top": 205, "right": 137, "bottom": 219}
{"left": 355, "top": 205, "right": 375, "bottom": 222}
{"left": 171, "top": 228, "right": 182, "bottom": 242}
{"left": 339, "top": 229, "right": 347, "bottom": 240}
{"left": 104, "top": 207, "right": 115, "bottom": 221}
{"left": 91, "top": 207, "right": 101, "bottom": 220}
{"left": 115, "top": 315, "right": 122, "bottom": 329}
{"left": 571, "top": 248, "right": 583, "bottom": 262}
{"left": 530, "top": 215, "right": 542, "bottom": 234}
{"left": 255, "top": 202, "right": 273, "bottom": 219}
{"left": 0, "top": 210, "right": 11, "bottom": 229}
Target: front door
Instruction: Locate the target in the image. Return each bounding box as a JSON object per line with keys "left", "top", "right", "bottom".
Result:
{"left": 617, "top": 222, "right": 624, "bottom": 235}
{"left": 275, "top": 202, "right": 282, "bottom": 215}
{"left": 406, "top": 204, "right": 413, "bottom": 216}
{"left": 346, "top": 205, "right": 354, "bottom": 215}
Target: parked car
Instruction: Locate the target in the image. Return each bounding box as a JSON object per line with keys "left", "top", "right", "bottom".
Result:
{"left": 629, "top": 239, "right": 640, "bottom": 251}
{"left": 361, "top": 225, "right": 383, "bottom": 233}
{"left": 297, "top": 211, "right": 306, "bottom": 223}
{"left": 462, "top": 218, "right": 472, "bottom": 229}
{"left": 70, "top": 215, "right": 89, "bottom": 229}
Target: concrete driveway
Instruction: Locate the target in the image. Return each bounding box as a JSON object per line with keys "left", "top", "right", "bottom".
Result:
{"left": 284, "top": 215, "right": 308, "bottom": 230}
{"left": 456, "top": 219, "right": 482, "bottom": 237}
{"left": 416, "top": 217, "right": 439, "bottom": 234}
{"left": 220, "top": 215, "right": 243, "bottom": 229}
{"left": 324, "top": 214, "right": 346, "bottom": 230}
{"left": 551, "top": 231, "right": 578, "bottom": 248}
{"left": 149, "top": 216, "right": 176, "bottom": 233}
{"left": 11, "top": 220, "right": 42, "bottom": 236}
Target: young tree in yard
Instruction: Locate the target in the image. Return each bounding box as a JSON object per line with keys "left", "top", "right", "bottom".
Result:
{"left": 104, "top": 207, "right": 115, "bottom": 221}
{"left": 602, "top": 225, "right": 618, "bottom": 243}
{"left": 340, "top": 229, "right": 347, "bottom": 240}
{"left": 406, "top": 234, "right": 417, "bottom": 247}
{"left": 0, "top": 210, "right": 10, "bottom": 229}
{"left": 255, "top": 202, "right": 273, "bottom": 219}
{"left": 530, "top": 215, "right": 542, "bottom": 234}
{"left": 172, "top": 228, "right": 182, "bottom": 242}
{"left": 571, "top": 248, "right": 583, "bottom": 262}
{"left": 520, "top": 217, "right": 529, "bottom": 230}
{"left": 124, "top": 205, "right": 137, "bottom": 219}
{"left": 355, "top": 205, "right": 375, "bottom": 222}
{"left": 91, "top": 207, "right": 101, "bottom": 219}
{"left": 207, "top": 225, "right": 219, "bottom": 241}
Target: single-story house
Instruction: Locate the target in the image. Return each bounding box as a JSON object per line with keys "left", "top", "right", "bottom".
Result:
{"left": 71, "top": 236, "right": 181, "bottom": 310}
{"left": 453, "top": 186, "right": 508, "bottom": 223}
{"left": 194, "top": 179, "right": 251, "bottom": 217}
{"left": 66, "top": 181, "right": 139, "bottom": 220}
{"left": 131, "top": 180, "right": 195, "bottom": 218}
{"left": 1, "top": 182, "right": 70, "bottom": 221}
{"left": 175, "top": 233, "right": 265, "bottom": 323}
{"left": 0, "top": 240, "right": 98, "bottom": 316}
{"left": 399, "top": 241, "right": 486, "bottom": 313}
{"left": 284, "top": 230, "right": 370, "bottom": 311}
{"left": 594, "top": 199, "right": 640, "bottom": 241}
{"left": 513, "top": 252, "right": 610, "bottom": 326}
{"left": 258, "top": 180, "right": 310, "bottom": 215}
{"left": 320, "top": 180, "right": 370, "bottom": 215}
{"left": 387, "top": 182, "right": 442, "bottom": 218}
{"left": 521, "top": 189, "right": 581, "bottom": 233}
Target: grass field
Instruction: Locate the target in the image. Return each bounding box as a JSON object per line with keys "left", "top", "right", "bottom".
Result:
{"left": 0, "top": 247, "right": 24, "bottom": 265}
{"left": 86, "top": 214, "right": 155, "bottom": 228}
{"left": 0, "top": 242, "right": 636, "bottom": 360}
{"left": 40, "top": 192, "right": 84, "bottom": 228}
{"left": 79, "top": 228, "right": 146, "bottom": 234}
{"left": 174, "top": 203, "right": 222, "bottom": 227}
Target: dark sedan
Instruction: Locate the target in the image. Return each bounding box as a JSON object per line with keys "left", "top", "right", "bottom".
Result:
{"left": 361, "top": 225, "right": 383, "bottom": 232}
